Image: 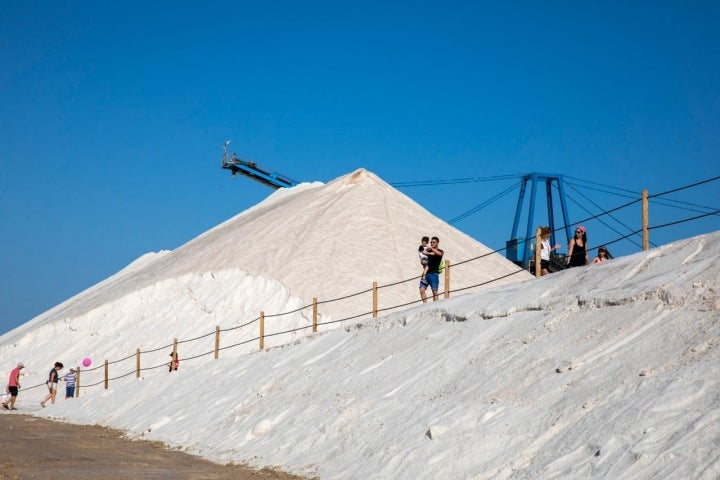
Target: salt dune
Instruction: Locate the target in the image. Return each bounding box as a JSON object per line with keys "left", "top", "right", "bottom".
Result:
{"left": 1, "top": 169, "right": 717, "bottom": 479}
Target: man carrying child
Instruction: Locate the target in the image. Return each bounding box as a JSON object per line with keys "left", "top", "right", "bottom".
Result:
{"left": 419, "top": 236, "right": 444, "bottom": 303}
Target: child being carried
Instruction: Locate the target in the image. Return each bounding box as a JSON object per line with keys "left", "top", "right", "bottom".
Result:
{"left": 418, "top": 236, "right": 430, "bottom": 281}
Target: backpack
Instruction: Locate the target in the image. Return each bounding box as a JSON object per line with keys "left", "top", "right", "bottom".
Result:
{"left": 438, "top": 258, "right": 445, "bottom": 274}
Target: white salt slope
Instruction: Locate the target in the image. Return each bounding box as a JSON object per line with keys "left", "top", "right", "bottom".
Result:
{"left": 11, "top": 230, "right": 719, "bottom": 479}
{"left": 2, "top": 167, "right": 717, "bottom": 478}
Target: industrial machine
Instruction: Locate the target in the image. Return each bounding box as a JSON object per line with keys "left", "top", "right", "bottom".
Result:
{"left": 220, "top": 141, "right": 299, "bottom": 189}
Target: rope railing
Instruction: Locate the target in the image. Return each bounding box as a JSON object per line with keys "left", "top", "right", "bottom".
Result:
{"left": 318, "top": 310, "right": 376, "bottom": 326}
{"left": 650, "top": 175, "right": 720, "bottom": 198}
{"left": 648, "top": 209, "right": 720, "bottom": 230}
{"left": 179, "top": 330, "right": 216, "bottom": 344}
{"left": 48, "top": 177, "right": 717, "bottom": 398}
{"left": 316, "top": 287, "right": 374, "bottom": 306}
{"left": 141, "top": 343, "right": 175, "bottom": 355}
{"left": 449, "top": 268, "right": 529, "bottom": 295}
{"left": 107, "top": 352, "right": 138, "bottom": 366}
{"left": 220, "top": 315, "right": 260, "bottom": 333}
{"left": 265, "top": 303, "right": 312, "bottom": 318}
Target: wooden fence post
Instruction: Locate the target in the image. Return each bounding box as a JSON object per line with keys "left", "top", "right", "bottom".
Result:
{"left": 76, "top": 367, "right": 81, "bottom": 398}
{"left": 136, "top": 348, "right": 140, "bottom": 378}
{"left": 104, "top": 360, "right": 109, "bottom": 390}
{"left": 214, "top": 325, "right": 220, "bottom": 359}
{"left": 642, "top": 189, "right": 649, "bottom": 251}
{"left": 260, "top": 311, "right": 265, "bottom": 350}
{"left": 535, "top": 228, "right": 542, "bottom": 278}
{"left": 444, "top": 260, "right": 451, "bottom": 299}
{"left": 372, "top": 282, "right": 378, "bottom": 318}
{"left": 312, "top": 297, "right": 318, "bottom": 333}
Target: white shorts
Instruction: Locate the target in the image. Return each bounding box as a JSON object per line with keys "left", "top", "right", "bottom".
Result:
{"left": 48, "top": 382, "right": 57, "bottom": 392}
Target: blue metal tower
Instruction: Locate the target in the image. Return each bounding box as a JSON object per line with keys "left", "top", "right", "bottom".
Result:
{"left": 506, "top": 173, "right": 572, "bottom": 269}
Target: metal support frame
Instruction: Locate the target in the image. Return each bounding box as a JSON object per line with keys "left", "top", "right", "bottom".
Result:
{"left": 506, "top": 173, "right": 571, "bottom": 269}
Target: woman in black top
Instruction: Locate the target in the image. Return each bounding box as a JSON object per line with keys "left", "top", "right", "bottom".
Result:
{"left": 567, "top": 226, "right": 588, "bottom": 267}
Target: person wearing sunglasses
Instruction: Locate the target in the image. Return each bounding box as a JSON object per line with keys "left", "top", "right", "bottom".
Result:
{"left": 567, "top": 225, "right": 589, "bottom": 267}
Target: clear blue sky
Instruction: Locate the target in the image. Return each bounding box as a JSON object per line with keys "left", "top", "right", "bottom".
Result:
{"left": 1, "top": 1, "right": 718, "bottom": 335}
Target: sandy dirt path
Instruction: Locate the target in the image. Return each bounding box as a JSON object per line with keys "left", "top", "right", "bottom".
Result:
{"left": 0, "top": 414, "right": 310, "bottom": 480}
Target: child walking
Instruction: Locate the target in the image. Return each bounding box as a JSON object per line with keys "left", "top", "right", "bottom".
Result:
{"left": 63, "top": 368, "right": 76, "bottom": 399}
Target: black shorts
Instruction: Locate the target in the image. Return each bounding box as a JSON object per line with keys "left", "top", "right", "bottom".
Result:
{"left": 8, "top": 386, "right": 18, "bottom": 397}
{"left": 540, "top": 260, "right": 549, "bottom": 270}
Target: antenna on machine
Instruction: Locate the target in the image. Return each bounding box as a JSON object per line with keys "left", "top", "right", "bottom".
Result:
{"left": 222, "top": 140, "right": 235, "bottom": 173}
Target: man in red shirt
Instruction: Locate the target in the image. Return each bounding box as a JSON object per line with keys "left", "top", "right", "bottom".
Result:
{"left": 5, "top": 362, "right": 24, "bottom": 410}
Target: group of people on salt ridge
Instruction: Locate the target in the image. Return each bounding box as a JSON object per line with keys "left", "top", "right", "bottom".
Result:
{"left": 539, "top": 225, "right": 612, "bottom": 276}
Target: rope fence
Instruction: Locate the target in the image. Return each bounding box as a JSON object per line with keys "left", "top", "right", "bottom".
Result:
{"left": 20, "top": 177, "right": 718, "bottom": 397}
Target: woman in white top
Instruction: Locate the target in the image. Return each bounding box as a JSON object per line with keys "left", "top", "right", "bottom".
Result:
{"left": 540, "top": 226, "right": 561, "bottom": 276}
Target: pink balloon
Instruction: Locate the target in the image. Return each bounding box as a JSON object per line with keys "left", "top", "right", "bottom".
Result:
{"left": 82, "top": 358, "right": 92, "bottom": 367}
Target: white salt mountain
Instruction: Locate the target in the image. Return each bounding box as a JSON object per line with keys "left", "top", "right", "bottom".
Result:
{"left": 2, "top": 169, "right": 717, "bottom": 479}
{"left": 1, "top": 168, "right": 528, "bottom": 359}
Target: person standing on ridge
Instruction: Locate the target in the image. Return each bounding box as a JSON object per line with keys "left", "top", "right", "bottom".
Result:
{"left": 540, "top": 227, "right": 561, "bottom": 276}
{"left": 4, "top": 362, "right": 24, "bottom": 410}
{"left": 40, "top": 362, "right": 63, "bottom": 407}
{"left": 567, "top": 225, "right": 589, "bottom": 267}
{"left": 419, "top": 236, "right": 444, "bottom": 302}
